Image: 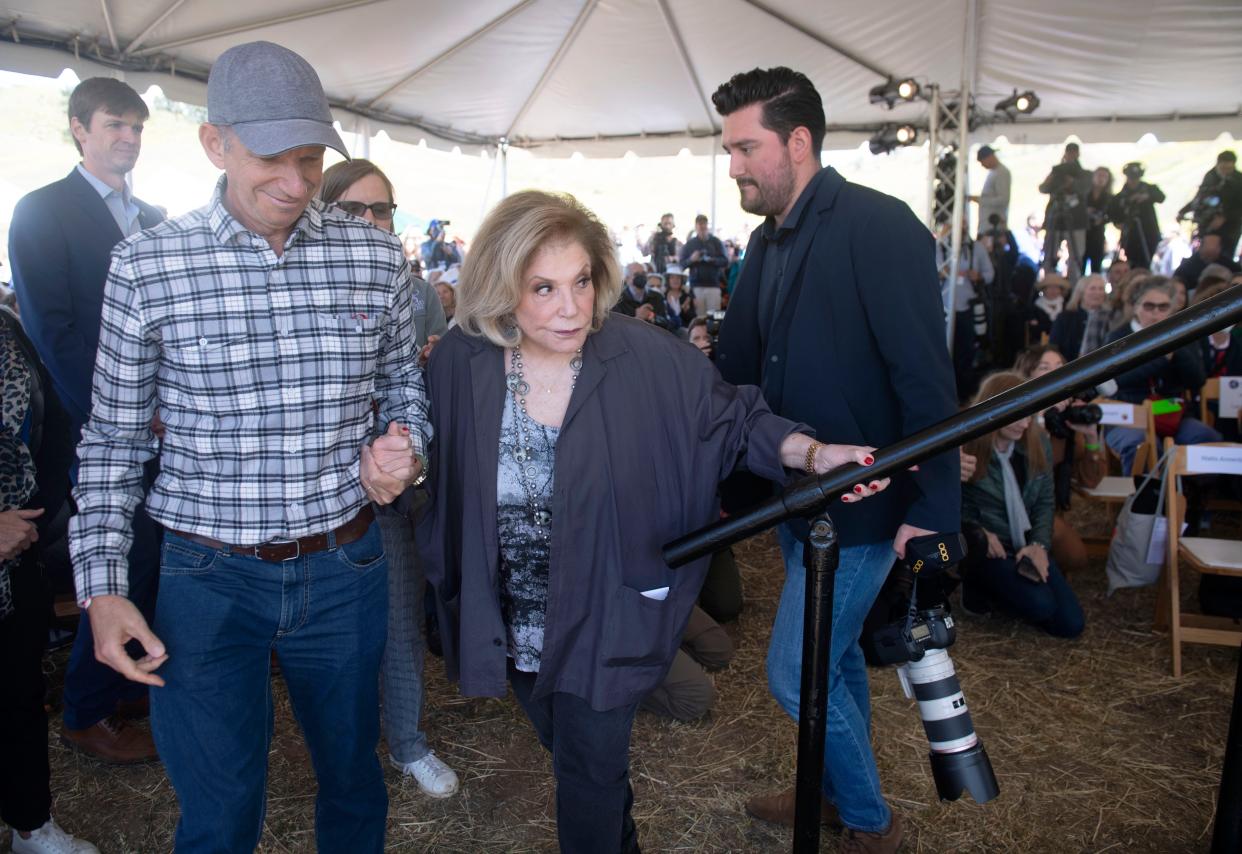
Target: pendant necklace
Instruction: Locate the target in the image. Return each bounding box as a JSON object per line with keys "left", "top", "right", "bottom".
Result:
{"left": 506, "top": 345, "right": 583, "bottom": 539}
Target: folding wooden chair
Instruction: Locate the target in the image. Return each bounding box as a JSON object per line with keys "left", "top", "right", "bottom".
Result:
{"left": 1196, "top": 377, "right": 1242, "bottom": 513}
{"left": 1159, "top": 439, "right": 1242, "bottom": 677}
{"left": 1087, "top": 398, "right": 1155, "bottom": 482}
{"left": 1199, "top": 376, "right": 1221, "bottom": 427}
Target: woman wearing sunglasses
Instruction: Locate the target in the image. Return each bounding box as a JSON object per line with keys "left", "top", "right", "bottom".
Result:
{"left": 318, "top": 160, "right": 458, "bottom": 799}
{"left": 1102, "top": 275, "right": 1220, "bottom": 474}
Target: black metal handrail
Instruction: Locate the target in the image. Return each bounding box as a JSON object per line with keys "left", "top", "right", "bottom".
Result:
{"left": 665, "top": 284, "right": 1242, "bottom": 567}
{"left": 661, "top": 283, "right": 1242, "bottom": 852}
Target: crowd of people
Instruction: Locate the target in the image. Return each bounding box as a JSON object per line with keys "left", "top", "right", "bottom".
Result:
{"left": 0, "top": 45, "right": 1238, "bottom": 854}
{"left": 945, "top": 136, "right": 1241, "bottom": 403}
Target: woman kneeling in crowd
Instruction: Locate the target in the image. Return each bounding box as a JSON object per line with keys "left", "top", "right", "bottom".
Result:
{"left": 1011, "top": 345, "right": 1107, "bottom": 575}
{"left": 419, "top": 190, "right": 889, "bottom": 853}
{"left": 959, "top": 371, "right": 1085, "bottom": 639}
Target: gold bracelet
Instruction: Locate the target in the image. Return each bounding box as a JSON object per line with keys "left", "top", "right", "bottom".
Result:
{"left": 804, "top": 441, "right": 822, "bottom": 475}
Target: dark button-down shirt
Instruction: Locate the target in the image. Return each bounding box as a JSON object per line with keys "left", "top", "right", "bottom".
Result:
{"left": 757, "top": 168, "right": 830, "bottom": 337}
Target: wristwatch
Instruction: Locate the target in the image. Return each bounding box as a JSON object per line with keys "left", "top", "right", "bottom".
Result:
{"left": 411, "top": 453, "right": 430, "bottom": 487}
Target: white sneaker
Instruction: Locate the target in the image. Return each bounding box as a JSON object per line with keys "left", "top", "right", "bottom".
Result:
{"left": 392, "top": 751, "right": 460, "bottom": 798}
{"left": 11, "top": 819, "right": 100, "bottom": 854}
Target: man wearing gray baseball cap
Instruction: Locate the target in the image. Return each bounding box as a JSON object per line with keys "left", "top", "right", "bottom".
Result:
{"left": 69, "top": 40, "right": 428, "bottom": 852}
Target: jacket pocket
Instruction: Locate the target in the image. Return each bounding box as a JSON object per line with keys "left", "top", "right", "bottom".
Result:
{"left": 601, "top": 585, "right": 674, "bottom": 668}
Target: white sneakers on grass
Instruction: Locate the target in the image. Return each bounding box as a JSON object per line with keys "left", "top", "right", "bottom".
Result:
{"left": 392, "top": 751, "right": 460, "bottom": 798}
{"left": 11, "top": 819, "right": 99, "bottom": 854}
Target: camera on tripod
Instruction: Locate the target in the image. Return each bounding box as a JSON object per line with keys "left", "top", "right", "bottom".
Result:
{"left": 1042, "top": 387, "right": 1103, "bottom": 439}
{"left": 868, "top": 533, "right": 1000, "bottom": 804}
{"left": 1189, "top": 193, "right": 1224, "bottom": 229}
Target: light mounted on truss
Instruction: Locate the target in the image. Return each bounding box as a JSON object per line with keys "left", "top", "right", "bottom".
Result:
{"left": 994, "top": 89, "right": 1040, "bottom": 117}
{"left": 868, "top": 77, "right": 922, "bottom": 109}
{"left": 868, "top": 123, "right": 920, "bottom": 155}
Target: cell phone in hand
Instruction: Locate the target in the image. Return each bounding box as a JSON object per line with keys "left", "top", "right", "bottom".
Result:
{"left": 1015, "top": 555, "right": 1043, "bottom": 584}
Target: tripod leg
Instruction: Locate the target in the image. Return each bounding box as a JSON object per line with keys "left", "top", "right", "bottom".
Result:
{"left": 792, "top": 513, "right": 839, "bottom": 853}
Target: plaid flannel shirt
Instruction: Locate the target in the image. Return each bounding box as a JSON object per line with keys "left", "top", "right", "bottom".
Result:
{"left": 69, "top": 177, "right": 431, "bottom": 602}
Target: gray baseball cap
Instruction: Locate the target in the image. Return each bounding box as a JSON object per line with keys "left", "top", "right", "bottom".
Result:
{"left": 207, "top": 41, "right": 348, "bottom": 158}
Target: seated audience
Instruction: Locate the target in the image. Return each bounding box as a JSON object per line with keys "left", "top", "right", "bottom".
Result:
{"left": 1030, "top": 274, "right": 1068, "bottom": 339}
{"left": 1013, "top": 346, "right": 1107, "bottom": 575}
{"left": 615, "top": 263, "right": 675, "bottom": 331}
{"left": 959, "top": 372, "right": 1085, "bottom": 638}
{"left": 687, "top": 316, "right": 714, "bottom": 358}
{"left": 1172, "top": 233, "right": 1239, "bottom": 291}
{"left": 1106, "top": 267, "right": 1151, "bottom": 331}
{"left": 1050, "top": 274, "right": 1110, "bottom": 360}
{"left": 662, "top": 265, "right": 695, "bottom": 330}
{"left": 2, "top": 305, "right": 99, "bottom": 853}
{"left": 1195, "top": 277, "right": 1242, "bottom": 442}
{"left": 1103, "top": 276, "right": 1221, "bottom": 473}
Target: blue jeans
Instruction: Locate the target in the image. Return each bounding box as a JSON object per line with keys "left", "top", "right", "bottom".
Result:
{"left": 150, "top": 523, "right": 389, "bottom": 854}
{"left": 376, "top": 502, "right": 430, "bottom": 764}
{"left": 962, "top": 555, "right": 1084, "bottom": 638}
{"left": 1105, "top": 416, "right": 1221, "bottom": 474}
{"left": 768, "top": 525, "right": 894, "bottom": 833}
{"left": 509, "top": 663, "right": 640, "bottom": 854}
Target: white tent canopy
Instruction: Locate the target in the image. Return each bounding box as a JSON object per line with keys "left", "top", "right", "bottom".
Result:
{"left": 1, "top": 0, "right": 1240, "bottom": 155}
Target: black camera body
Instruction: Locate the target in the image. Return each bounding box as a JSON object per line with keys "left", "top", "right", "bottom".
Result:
{"left": 1043, "top": 402, "right": 1103, "bottom": 438}
{"left": 871, "top": 606, "right": 956, "bottom": 665}
{"left": 1043, "top": 386, "right": 1102, "bottom": 439}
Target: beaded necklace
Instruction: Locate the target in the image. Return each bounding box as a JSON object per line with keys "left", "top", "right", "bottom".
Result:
{"left": 505, "top": 344, "right": 583, "bottom": 540}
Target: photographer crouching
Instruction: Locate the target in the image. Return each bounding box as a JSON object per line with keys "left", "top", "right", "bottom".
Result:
{"left": 957, "top": 371, "right": 1086, "bottom": 638}
{"left": 1014, "top": 345, "right": 1107, "bottom": 575}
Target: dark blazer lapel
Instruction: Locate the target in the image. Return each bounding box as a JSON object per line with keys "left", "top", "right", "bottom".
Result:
{"left": 562, "top": 319, "right": 628, "bottom": 434}
{"left": 468, "top": 342, "right": 503, "bottom": 554}
{"left": 768, "top": 170, "right": 851, "bottom": 341}
{"left": 64, "top": 168, "right": 123, "bottom": 241}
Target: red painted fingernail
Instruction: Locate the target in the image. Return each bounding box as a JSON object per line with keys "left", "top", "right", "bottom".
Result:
{"left": 870, "top": 481, "right": 880, "bottom": 490}
{"left": 854, "top": 484, "right": 864, "bottom": 494}
{"left": 401, "top": 426, "right": 410, "bottom": 433}
{"left": 863, "top": 455, "right": 874, "bottom": 465}
{"left": 842, "top": 495, "right": 852, "bottom": 502}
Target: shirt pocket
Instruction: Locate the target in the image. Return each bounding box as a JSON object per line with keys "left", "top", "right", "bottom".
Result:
{"left": 160, "top": 318, "right": 258, "bottom": 413}
{"left": 314, "top": 312, "right": 383, "bottom": 391}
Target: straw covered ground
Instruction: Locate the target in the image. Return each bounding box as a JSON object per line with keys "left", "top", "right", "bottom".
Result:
{"left": 15, "top": 505, "right": 1240, "bottom": 853}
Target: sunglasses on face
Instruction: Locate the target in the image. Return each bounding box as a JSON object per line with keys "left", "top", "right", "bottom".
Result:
{"left": 336, "top": 201, "right": 397, "bottom": 219}
{"left": 1140, "top": 301, "right": 1172, "bottom": 313}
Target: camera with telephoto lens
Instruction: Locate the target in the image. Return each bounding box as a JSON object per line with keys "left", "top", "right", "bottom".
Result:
{"left": 1042, "top": 386, "right": 1103, "bottom": 439}
{"left": 869, "top": 533, "right": 1000, "bottom": 804}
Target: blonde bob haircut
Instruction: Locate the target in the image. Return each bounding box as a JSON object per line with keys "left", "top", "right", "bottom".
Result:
{"left": 456, "top": 190, "right": 623, "bottom": 348}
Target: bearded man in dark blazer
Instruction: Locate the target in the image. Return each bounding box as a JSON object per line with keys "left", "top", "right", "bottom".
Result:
{"left": 712, "top": 67, "right": 960, "bottom": 853}
{"left": 8, "top": 77, "right": 163, "bottom": 764}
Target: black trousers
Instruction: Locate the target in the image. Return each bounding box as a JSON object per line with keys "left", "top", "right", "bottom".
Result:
{"left": 0, "top": 554, "right": 52, "bottom": 833}
{"left": 508, "top": 663, "right": 641, "bottom": 854}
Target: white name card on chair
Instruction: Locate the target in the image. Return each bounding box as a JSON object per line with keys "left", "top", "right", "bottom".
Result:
{"left": 1220, "top": 377, "right": 1242, "bottom": 419}
{"left": 1186, "top": 445, "right": 1242, "bottom": 475}
{"left": 1097, "top": 403, "right": 1136, "bottom": 426}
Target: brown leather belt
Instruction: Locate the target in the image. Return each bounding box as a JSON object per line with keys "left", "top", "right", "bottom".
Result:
{"left": 170, "top": 505, "right": 375, "bottom": 562}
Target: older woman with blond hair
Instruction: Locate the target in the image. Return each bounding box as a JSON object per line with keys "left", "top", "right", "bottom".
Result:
{"left": 1050, "top": 273, "right": 1110, "bottom": 360}
{"left": 419, "top": 190, "right": 889, "bottom": 853}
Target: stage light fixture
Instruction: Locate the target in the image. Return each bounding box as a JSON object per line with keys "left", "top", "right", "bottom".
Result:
{"left": 869, "top": 77, "right": 921, "bottom": 109}
{"left": 995, "top": 89, "right": 1040, "bottom": 116}
{"left": 869, "top": 124, "right": 919, "bottom": 155}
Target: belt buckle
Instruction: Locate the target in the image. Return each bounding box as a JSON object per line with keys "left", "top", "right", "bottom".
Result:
{"left": 259, "top": 538, "right": 302, "bottom": 561}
